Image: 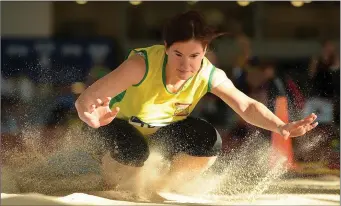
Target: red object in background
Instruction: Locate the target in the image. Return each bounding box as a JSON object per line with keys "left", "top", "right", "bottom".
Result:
{"left": 270, "top": 96, "right": 296, "bottom": 170}
{"left": 286, "top": 78, "right": 305, "bottom": 110}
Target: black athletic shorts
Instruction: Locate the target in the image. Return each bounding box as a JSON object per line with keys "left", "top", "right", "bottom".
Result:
{"left": 88, "top": 116, "right": 222, "bottom": 167}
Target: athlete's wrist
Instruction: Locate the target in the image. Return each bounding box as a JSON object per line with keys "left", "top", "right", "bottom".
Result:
{"left": 275, "top": 122, "right": 286, "bottom": 135}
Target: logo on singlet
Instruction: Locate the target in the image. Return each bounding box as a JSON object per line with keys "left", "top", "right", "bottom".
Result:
{"left": 174, "top": 103, "right": 192, "bottom": 116}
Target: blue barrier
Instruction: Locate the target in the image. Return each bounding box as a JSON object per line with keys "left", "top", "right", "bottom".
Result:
{"left": 1, "top": 38, "right": 118, "bottom": 85}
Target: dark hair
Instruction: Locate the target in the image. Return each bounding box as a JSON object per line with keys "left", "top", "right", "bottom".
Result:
{"left": 163, "top": 10, "right": 225, "bottom": 49}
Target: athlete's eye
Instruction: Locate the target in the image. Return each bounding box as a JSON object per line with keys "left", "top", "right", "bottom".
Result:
{"left": 176, "top": 53, "right": 182, "bottom": 57}
{"left": 190, "top": 55, "right": 198, "bottom": 58}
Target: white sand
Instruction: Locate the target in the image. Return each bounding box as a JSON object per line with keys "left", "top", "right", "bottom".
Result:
{"left": 2, "top": 192, "right": 339, "bottom": 205}
{"left": 1, "top": 127, "right": 339, "bottom": 205}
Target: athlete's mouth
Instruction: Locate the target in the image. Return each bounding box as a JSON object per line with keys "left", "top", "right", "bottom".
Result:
{"left": 177, "top": 69, "right": 189, "bottom": 73}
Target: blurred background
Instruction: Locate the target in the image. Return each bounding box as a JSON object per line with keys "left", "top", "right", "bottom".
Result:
{"left": 1, "top": 1, "right": 340, "bottom": 174}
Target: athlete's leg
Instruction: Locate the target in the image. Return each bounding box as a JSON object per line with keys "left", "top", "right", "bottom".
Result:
{"left": 150, "top": 117, "right": 222, "bottom": 192}
{"left": 86, "top": 118, "right": 150, "bottom": 193}
{"left": 159, "top": 154, "right": 218, "bottom": 192}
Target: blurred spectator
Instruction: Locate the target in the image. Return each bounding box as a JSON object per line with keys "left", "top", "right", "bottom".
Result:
{"left": 234, "top": 57, "right": 282, "bottom": 109}
{"left": 229, "top": 57, "right": 280, "bottom": 141}
{"left": 229, "top": 20, "right": 252, "bottom": 81}
{"left": 305, "top": 40, "right": 340, "bottom": 125}
{"left": 308, "top": 40, "right": 340, "bottom": 99}
{"left": 225, "top": 57, "right": 306, "bottom": 148}
{"left": 195, "top": 21, "right": 253, "bottom": 132}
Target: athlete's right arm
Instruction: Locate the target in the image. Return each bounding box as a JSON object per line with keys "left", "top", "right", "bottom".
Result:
{"left": 75, "top": 54, "right": 146, "bottom": 128}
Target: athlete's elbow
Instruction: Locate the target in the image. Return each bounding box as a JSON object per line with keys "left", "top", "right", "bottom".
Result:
{"left": 247, "top": 100, "right": 263, "bottom": 112}
{"left": 241, "top": 100, "right": 261, "bottom": 121}
{"left": 237, "top": 98, "right": 257, "bottom": 114}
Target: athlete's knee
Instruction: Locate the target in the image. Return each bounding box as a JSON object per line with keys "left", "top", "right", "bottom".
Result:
{"left": 110, "top": 141, "right": 150, "bottom": 167}
{"left": 182, "top": 117, "right": 222, "bottom": 156}
{"left": 100, "top": 119, "right": 150, "bottom": 167}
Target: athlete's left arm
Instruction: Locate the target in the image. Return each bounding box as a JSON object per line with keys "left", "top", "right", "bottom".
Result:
{"left": 210, "top": 68, "right": 318, "bottom": 139}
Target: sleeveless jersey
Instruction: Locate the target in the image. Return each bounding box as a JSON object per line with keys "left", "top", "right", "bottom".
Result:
{"left": 109, "top": 45, "right": 216, "bottom": 135}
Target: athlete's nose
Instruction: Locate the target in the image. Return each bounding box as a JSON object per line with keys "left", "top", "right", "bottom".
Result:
{"left": 180, "top": 58, "right": 191, "bottom": 70}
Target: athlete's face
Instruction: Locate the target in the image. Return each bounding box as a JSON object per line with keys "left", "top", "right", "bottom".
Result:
{"left": 165, "top": 40, "right": 207, "bottom": 80}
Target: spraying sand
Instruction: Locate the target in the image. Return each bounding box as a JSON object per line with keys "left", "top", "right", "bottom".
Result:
{"left": 2, "top": 123, "right": 338, "bottom": 205}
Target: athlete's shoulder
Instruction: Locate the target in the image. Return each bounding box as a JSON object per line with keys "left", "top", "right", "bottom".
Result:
{"left": 134, "top": 44, "right": 165, "bottom": 54}
{"left": 147, "top": 45, "right": 166, "bottom": 58}
{"left": 198, "top": 56, "right": 216, "bottom": 78}
{"left": 124, "top": 45, "right": 165, "bottom": 86}
{"left": 210, "top": 68, "right": 234, "bottom": 91}
{"left": 201, "top": 56, "right": 227, "bottom": 81}
{"left": 124, "top": 52, "right": 146, "bottom": 73}
{"left": 130, "top": 45, "right": 165, "bottom": 61}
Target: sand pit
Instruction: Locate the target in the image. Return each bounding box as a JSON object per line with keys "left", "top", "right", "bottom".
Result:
{"left": 1, "top": 128, "right": 339, "bottom": 205}
{"left": 2, "top": 192, "right": 340, "bottom": 205}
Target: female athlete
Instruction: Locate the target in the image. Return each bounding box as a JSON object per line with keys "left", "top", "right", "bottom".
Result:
{"left": 75, "top": 10, "right": 318, "bottom": 198}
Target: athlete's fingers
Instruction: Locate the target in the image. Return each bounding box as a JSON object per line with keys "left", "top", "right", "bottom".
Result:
{"left": 111, "top": 107, "right": 120, "bottom": 117}
{"left": 312, "top": 121, "right": 319, "bottom": 128}
{"left": 89, "top": 104, "right": 96, "bottom": 113}
{"left": 291, "top": 114, "right": 316, "bottom": 129}
{"left": 102, "top": 107, "right": 120, "bottom": 121}
{"left": 103, "top": 97, "right": 112, "bottom": 106}
{"left": 305, "top": 122, "right": 319, "bottom": 132}
{"left": 83, "top": 112, "right": 100, "bottom": 128}
{"left": 96, "top": 98, "right": 103, "bottom": 106}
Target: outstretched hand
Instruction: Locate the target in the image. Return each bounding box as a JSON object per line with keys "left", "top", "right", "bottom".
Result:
{"left": 82, "top": 97, "right": 120, "bottom": 128}
{"left": 278, "top": 113, "right": 318, "bottom": 139}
